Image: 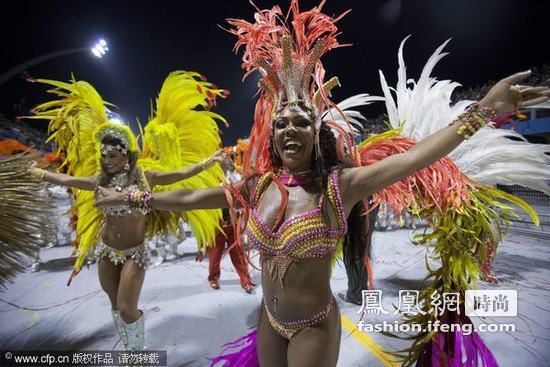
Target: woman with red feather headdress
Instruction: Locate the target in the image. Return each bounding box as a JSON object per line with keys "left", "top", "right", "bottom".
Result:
{"left": 96, "top": 1, "right": 549, "bottom": 365}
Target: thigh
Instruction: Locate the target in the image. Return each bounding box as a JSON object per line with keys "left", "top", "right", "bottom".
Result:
{"left": 98, "top": 257, "right": 122, "bottom": 303}
{"left": 257, "top": 304, "right": 289, "bottom": 367}
{"left": 287, "top": 303, "right": 342, "bottom": 367}
{"left": 117, "top": 260, "right": 146, "bottom": 309}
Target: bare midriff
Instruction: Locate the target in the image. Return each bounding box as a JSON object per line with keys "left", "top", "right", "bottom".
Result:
{"left": 100, "top": 212, "right": 146, "bottom": 249}
{"left": 262, "top": 256, "right": 334, "bottom": 322}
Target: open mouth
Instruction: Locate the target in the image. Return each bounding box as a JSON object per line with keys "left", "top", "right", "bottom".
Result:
{"left": 283, "top": 140, "right": 303, "bottom": 155}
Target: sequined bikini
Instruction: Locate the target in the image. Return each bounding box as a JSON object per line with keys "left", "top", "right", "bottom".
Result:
{"left": 95, "top": 238, "right": 150, "bottom": 268}
{"left": 95, "top": 170, "right": 151, "bottom": 267}
{"left": 244, "top": 168, "right": 347, "bottom": 339}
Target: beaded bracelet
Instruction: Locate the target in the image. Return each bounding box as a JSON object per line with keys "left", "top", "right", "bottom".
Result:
{"left": 125, "top": 189, "right": 153, "bottom": 214}
{"left": 452, "top": 104, "right": 497, "bottom": 140}
{"left": 31, "top": 168, "right": 46, "bottom": 180}
{"left": 200, "top": 158, "right": 214, "bottom": 170}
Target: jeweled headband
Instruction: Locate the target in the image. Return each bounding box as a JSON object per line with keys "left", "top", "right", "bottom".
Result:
{"left": 94, "top": 122, "right": 138, "bottom": 161}
{"left": 100, "top": 143, "right": 128, "bottom": 155}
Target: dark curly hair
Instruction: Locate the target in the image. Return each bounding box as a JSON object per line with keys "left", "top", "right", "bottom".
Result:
{"left": 268, "top": 120, "right": 373, "bottom": 286}
{"left": 344, "top": 198, "right": 378, "bottom": 296}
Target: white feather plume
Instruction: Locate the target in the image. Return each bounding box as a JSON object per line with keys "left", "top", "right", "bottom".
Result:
{"left": 322, "top": 93, "right": 384, "bottom": 138}
{"left": 379, "top": 36, "right": 550, "bottom": 194}
{"left": 449, "top": 128, "right": 550, "bottom": 194}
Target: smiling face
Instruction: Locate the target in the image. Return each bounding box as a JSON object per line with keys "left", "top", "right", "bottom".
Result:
{"left": 101, "top": 145, "right": 128, "bottom": 175}
{"left": 272, "top": 107, "right": 316, "bottom": 172}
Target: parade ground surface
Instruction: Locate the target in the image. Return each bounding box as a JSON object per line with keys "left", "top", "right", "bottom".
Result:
{"left": 1, "top": 228, "right": 549, "bottom": 367}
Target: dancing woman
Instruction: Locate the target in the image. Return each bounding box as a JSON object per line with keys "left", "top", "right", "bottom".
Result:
{"left": 29, "top": 71, "right": 230, "bottom": 350}
{"left": 96, "top": 1, "right": 549, "bottom": 365}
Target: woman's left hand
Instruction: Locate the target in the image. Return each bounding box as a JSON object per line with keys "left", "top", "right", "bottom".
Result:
{"left": 95, "top": 186, "right": 126, "bottom": 207}
{"left": 211, "top": 149, "right": 234, "bottom": 171}
{"left": 479, "top": 70, "right": 550, "bottom": 114}
{"left": 210, "top": 149, "right": 228, "bottom": 164}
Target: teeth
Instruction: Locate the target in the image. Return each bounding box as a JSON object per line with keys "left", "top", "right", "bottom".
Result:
{"left": 284, "top": 141, "right": 302, "bottom": 149}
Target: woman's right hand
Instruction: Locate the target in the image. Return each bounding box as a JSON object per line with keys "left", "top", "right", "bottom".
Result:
{"left": 95, "top": 186, "right": 126, "bottom": 207}
{"left": 28, "top": 160, "right": 47, "bottom": 180}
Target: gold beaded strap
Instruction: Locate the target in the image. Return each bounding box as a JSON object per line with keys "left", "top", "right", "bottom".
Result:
{"left": 251, "top": 171, "right": 275, "bottom": 206}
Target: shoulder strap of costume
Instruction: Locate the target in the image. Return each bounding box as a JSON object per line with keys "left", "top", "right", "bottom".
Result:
{"left": 325, "top": 168, "right": 347, "bottom": 234}
{"left": 251, "top": 171, "right": 274, "bottom": 207}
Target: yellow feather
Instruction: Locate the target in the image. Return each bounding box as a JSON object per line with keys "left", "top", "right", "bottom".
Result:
{"left": 29, "top": 76, "right": 117, "bottom": 277}
{"left": 140, "top": 71, "right": 228, "bottom": 249}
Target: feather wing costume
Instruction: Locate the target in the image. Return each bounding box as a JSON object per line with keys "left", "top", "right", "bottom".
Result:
{"left": 29, "top": 71, "right": 228, "bottom": 281}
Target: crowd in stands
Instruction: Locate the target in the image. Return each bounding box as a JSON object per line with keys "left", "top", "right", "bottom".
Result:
{"left": 452, "top": 65, "right": 550, "bottom": 103}
{"left": 0, "top": 114, "right": 52, "bottom": 152}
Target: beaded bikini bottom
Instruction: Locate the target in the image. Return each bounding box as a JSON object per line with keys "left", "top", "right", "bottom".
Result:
{"left": 264, "top": 297, "right": 336, "bottom": 339}
{"left": 95, "top": 239, "right": 150, "bottom": 268}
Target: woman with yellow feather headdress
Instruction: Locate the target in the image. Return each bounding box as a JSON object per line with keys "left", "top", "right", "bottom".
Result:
{"left": 28, "top": 71, "right": 230, "bottom": 351}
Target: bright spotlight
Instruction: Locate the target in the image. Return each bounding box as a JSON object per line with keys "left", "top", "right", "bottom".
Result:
{"left": 91, "top": 39, "right": 109, "bottom": 58}
{"left": 106, "top": 109, "right": 124, "bottom": 124}
{"left": 91, "top": 47, "right": 102, "bottom": 58}
{"left": 110, "top": 117, "right": 124, "bottom": 125}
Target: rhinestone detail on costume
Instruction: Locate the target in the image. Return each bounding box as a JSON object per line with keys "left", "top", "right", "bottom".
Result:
{"left": 245, "top": 169, "right": 347, "bottom": 285}
{"left": 95, "top": 240, "right": 150, "bottom": 268}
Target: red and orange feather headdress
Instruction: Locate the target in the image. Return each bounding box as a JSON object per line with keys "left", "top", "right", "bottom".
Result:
{"left": 226, "top": 0, "right": 351, "bottom": 174}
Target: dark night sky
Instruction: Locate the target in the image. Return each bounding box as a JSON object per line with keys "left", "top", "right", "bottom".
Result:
{"left": 1, "top": 0, "right": 549, "bottom": 145}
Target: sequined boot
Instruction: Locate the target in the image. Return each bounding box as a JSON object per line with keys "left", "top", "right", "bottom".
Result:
{"left": 111, "top": 309, "right": 128, "bottom": 349}
{"left": 124, "top": 312, "right": 145, "bottom": 351}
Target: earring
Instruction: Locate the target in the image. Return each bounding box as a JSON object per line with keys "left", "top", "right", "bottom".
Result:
{"left": 314, "top": 135, "right": 322, "bottom": 160}
{"left": 124, "top": 162, "right": 130, "bottom": 171}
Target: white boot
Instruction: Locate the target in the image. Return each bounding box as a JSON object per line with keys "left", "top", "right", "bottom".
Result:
{"left": 111, "top": 309, "right": 128, "bottom": 349}
{"left": 124, "top": 312, "right": 145, "bottom": 351}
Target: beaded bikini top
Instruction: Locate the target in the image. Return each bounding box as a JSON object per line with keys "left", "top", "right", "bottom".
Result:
{"left": 244, "top": 169, "right": 347, "bottom": 283}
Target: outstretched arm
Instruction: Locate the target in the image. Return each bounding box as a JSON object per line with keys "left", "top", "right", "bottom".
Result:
{"left": 341, "top": 117, "right": 469, "bottom": 210}
{"left": 341, "top": 71, "right": 550, "bottom": 213}
{"left": 31, "top": 166, "right": 97, "bottom": 190}
{"left": 95, "top": 175, "right": 255, "bottom": 212}
{"left": 147, "top": 150, "right": 232, "bottom": 187}
{"left": 149, "top": 187, "right": 229, "bottom": 210}
{"left": 96, "top": 186, "right": 231, "bottom": 211}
